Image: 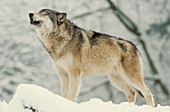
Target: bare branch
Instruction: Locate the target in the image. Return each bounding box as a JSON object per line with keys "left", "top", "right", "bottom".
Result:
{"left": 79, "top": 80, "right": 110, "bottom": 96}
{"left": 106, "top": 0, "right": 141, "bottom": 36}
{"left": 71, "top": 7, "right": 110, "bottom": 20}
{"left": 145, "top": 77, "right": 169, "bottom": 97}
{"left": 137, "top": 37, "right": 158, "bottom": 75}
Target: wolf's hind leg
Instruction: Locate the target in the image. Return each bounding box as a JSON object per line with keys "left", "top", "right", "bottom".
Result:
{"left": 108, "top": 74, "right": 136, "bottom": 103}
{"left": 128, "top": 75, "right": 155, "bottom": 107}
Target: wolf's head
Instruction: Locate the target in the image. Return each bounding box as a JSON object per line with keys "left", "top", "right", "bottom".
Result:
{"left": 29, "top": 9, "right": 67, "bottom": 33}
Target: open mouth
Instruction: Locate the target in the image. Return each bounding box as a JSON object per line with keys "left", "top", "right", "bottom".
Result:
{"left": 30, "top": 20, "right": 40, "bottom": 25}
{"left": 29, "top": 13, "right": 40, "bottom": 25}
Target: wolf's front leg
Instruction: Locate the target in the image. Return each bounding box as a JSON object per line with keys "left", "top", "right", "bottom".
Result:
{"left": 68, "top": 70, "right": 81, "bottom": 102}
{"left": 57, "top": 68, "right": 69, "bottom": 99}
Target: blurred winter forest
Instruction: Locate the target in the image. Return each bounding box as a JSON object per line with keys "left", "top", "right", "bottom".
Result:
{"left": 0, "top": 0, "right": 170, "bottom": 106}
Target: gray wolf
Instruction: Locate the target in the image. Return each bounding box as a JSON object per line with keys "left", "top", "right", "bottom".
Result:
{"left": 29, "top": 9, "right": 154, "bottom": 107}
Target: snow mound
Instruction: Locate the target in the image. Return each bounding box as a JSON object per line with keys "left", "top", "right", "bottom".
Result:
{"left": 0, "top": 84, "right": 170, "bottom": 112}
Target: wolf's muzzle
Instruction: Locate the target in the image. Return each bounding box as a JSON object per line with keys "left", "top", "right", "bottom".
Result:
{"left": 29, "top": 13, "right": 40, "bottom": 25}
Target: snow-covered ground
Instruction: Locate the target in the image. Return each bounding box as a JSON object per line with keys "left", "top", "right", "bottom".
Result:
{"left": 0, "top": 0, "right": 170, "bottom": 107}
{"left": 0, "top": 84, "right": 170, "bottom": 112}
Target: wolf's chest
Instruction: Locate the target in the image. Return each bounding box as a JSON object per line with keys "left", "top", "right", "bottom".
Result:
{"left": 54, "top": 53, "right": 73, "bottom": 72}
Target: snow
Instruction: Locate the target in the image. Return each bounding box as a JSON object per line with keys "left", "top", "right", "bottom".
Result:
{"left": 0, "top": 84, "right": 170, "bottom": 112}
{"left": 0, "top": 0, "right": 170, "bottom": 107}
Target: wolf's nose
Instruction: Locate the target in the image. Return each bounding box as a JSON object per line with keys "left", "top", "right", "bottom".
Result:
{"left": 29, "top": 13, "right": 34, "bottom": 17}
{"left": 29, "top": 13, "right": 34, "bottom": 21}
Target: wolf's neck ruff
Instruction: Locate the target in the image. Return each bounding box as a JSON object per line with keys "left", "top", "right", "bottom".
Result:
{"left": 36, "top": 20, "right": 78, "bottom": 60}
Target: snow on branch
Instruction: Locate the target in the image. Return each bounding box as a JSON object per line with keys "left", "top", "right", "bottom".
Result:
{"left": 0, "top": 84, "right": 170, "bottom": 112}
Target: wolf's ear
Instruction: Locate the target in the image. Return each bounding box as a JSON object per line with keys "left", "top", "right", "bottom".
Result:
{"left": 57, "top": 12, "right": 67, "bottom": 25}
